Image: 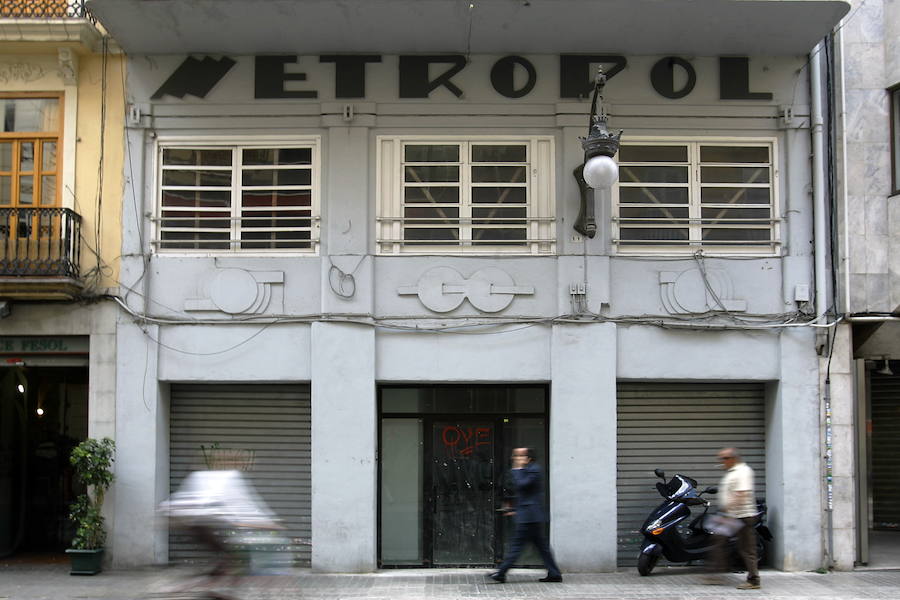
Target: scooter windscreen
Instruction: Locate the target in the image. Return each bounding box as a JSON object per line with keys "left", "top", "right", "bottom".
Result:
{"left": 656, "top": 474, "right": 700, "bottom": 501}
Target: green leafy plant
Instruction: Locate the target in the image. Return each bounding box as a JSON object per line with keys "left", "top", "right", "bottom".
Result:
{"left": 68, "top": 437, "right": 115, "bottom": 549}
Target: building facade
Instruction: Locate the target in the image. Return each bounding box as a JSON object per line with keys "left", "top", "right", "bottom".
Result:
{"left": 89, "top": 0, "right": 849, "bottom": 572}
{"left": 0, "top": 1, "right": 124, "bottom": 558}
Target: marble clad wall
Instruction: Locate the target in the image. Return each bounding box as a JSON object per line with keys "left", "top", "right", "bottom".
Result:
{"left": 841, "top": 0, "right": 900, "bottom": 313}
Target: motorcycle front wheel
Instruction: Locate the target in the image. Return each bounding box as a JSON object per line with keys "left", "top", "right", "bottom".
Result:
{"left": 637, "top": 552, "right": 658, "bottom": 576}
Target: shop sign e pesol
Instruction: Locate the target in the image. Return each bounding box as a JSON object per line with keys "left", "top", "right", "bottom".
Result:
{"left": 152, "top": 54, "right": 772, "bottom": 102}
{"left": 0, "top": 336, "right": 89, "bottom": 355}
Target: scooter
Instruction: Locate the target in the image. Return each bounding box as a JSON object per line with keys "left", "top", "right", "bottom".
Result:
{"left": 636, "top": 468, "right": 771, "bottom": 576}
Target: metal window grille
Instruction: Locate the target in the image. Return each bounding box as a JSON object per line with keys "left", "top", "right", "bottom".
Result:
{"left": 153, "top": 143, "right": 320, "bottom": 253}
{"left": 377, "top": 136, "right": 556, "bottom": 255}
{"left": 614, "top": 141, "right": 778, "bottom": 254}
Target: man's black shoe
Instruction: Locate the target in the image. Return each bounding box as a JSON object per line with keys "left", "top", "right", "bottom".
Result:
{"left": 488, "top": 572, "right": 506, "bottom": 583}
{"left": 539, "top": 575, "right": 563, "bottom": 582}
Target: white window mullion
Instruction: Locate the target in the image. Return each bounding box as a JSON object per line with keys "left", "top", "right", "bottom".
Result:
{"left": 379, "top": 138, "right": 400, "bottom": 254}
{"left": 528, "top": 140, "right": 537, "bottom": 255}
{"left": 460, "top": 142, "right": 472, "bottom": 250}
{"left": 231, "top": 148, "right": 242, "bottom": 251}
{"left": 689, "top": 142, "right": 702, "bottom": 247}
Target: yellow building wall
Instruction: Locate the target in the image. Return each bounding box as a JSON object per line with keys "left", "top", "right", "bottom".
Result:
{"left": 0, "top": 44, "right": 125, "bottom": 292}
{"left": 74, "top": 51, "right": 125, "bottom": 292}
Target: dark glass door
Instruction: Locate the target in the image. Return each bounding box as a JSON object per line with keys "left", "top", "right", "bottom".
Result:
{"left": 431, "top": 421, "right": 495, "bottom": 565}
{"left": 378, "top": 385, "right": 550, "bottom": 568}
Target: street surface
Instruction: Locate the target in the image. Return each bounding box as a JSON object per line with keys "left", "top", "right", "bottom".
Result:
{"left": 2, "top": 564, "right": 900, "bottom": 600}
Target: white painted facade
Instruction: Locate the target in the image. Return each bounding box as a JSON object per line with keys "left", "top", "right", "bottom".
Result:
{"left": 102, "top": 44, "right": 833, "bottom": 574}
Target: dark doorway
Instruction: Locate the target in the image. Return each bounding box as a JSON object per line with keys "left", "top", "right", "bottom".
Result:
{"left": 379, "top": 385, "right": 548, "bottom": 568}
{"left": 431, "top": 420, "right": 495, "bottom": 565}
{"left": 861, "top": 361, "right": 900, "bottom": 568}
{"left": 0, "top": 367, "right": 88, "bottom": 557}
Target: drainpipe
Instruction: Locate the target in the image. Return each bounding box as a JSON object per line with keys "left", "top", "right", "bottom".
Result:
{"left": 810, "top": 40, "right": 834, "bottom": 571}
{"left": 810, "top": 41, "right": 828, "bottom": 325}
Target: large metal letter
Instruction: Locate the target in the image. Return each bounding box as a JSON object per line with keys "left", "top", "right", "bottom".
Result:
{"left": 319, "top": 55, "right": 382, "bottom": 98}
{"left": 490, "top": 55, "right": 537, "bottom": 99}
{"left": 398, "top": 55, "right": 467, "bottom": 98}
{"left": 152, "top": 56, "right": 236, "bottom": 100}
{"left": 719, "top": 57, "right": 772, "bottom": 100}
{"left": 255, "top": 55, "right": 317, "bottom": 99}
{"left": 650, "top": 57, "right": 696, "bottom": 99}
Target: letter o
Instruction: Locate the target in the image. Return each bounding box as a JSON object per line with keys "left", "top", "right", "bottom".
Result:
{"left": 650, "top": 56, "right": 696, "bottom": 99}
{"left": 442, "top": 426, "right": 461, "bottom": 447}
{"left": 491, "top": 55, "right": 537, "bottom": 99}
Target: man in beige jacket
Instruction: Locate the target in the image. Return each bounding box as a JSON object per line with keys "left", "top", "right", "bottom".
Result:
{"left": 709, "top": 447, "right": 760, "bottom": 590}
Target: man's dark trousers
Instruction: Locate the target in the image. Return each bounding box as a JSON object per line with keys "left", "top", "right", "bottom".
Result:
{"left": 496, "top": 521, "right": 561, "bottom": 578}
{"left": 710, "top": 516, "right": 759, "bottom": 584}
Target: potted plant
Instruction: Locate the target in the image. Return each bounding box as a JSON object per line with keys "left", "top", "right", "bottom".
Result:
{"left": 66, "top": 437, "right": 115, "bottom": 575}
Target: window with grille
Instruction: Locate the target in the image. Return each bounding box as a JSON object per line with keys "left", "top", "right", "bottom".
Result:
{"left": 613, "top": 140, "right": 778, "bottom": 254}
{"left": 155, "top": 141, "right": 319, "bottom": 252}
{"left": 376, "top": 136, "right": 555, "bottom": 254}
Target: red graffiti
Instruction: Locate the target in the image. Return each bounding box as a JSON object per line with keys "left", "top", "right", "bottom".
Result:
{"left": 442, "top": 426, "right": 491, "bottom": 457}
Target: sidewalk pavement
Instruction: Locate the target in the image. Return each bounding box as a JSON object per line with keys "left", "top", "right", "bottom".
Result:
{"left": 2, "top": 564, "right": 900, "bottom": 600}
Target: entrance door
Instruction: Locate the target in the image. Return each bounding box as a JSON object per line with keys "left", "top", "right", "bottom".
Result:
{"left": 378, "top": 384, "right": 549, "bottom": 568}
{"left": 0, "top": 366, "right": 87, "bottom": 556}
{"left": 431, "top": 421, "right": 495, "bottom": 565}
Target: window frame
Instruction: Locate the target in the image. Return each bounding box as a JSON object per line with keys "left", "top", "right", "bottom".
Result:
{"left": 611, "top": 136, "right": 780, "bottom": 257}
{"left": 0, "top": 92, "right": 63, "bottom": 210}
{"left": 890, "top": 84, "right": 900, "bottom": 197}
{"left": 152, "top": 136, "right": 321, "bottom": 256}
{"left": 376, "top": 135, "right": 556, "bottom": 255}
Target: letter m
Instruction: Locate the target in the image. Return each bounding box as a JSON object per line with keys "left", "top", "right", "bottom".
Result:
{"left": 152, "top": 56, "right": 237, "bottom": 100}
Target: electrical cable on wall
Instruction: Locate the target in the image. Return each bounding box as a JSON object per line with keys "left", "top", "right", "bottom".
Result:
{"left": 95, "top": 36, "right": 109, "bottom": 273}
{"left": 328, "top": 255, "right": 366, "bottom": 299}
{"left": 106, "top": 283, "right": 842, "bottom": 359}
{"left": 464, "top": 1, "right": 475, "bottom": 59}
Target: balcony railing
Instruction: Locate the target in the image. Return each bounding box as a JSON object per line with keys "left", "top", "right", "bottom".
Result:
{"left": 0, "top": 0, "right": 93, "bottom": 20}
{"left": 0, "top": 207, "right": 82, "bottom": 279}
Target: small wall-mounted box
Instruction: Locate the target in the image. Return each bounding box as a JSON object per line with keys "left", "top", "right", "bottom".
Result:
{"left": 794, "top": 284, "right": 811, "bottom": 303}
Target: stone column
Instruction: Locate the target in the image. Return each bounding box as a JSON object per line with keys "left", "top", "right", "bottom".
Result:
{"left": 111, "top": 320, "right": 164, "bottom": 567}
{"left": 768, "top": 327, "right": 824, "bottom": 571}
{"left": 825, "top": 323, "right": 858, "bottom": 569}
{"left": 310, "top": 322, "right": 376, "bottom": 571}
{"left": 550, "top": 322, "right": 617, "bottom": 571}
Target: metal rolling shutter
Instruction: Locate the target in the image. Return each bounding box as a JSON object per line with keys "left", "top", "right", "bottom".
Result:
{"left": 169, "top": 383, "right": 311, "bottom": 566}
{"left": 616, "top": 382, "right": 766, "bottom": 568}
{"left": 871, "top": 368, "right": 900, "bottom": 530}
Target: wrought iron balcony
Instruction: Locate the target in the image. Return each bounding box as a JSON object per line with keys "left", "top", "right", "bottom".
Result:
{"left": 0, "top": 207, "right": 83, "bottom": 300}
{"left": 0, "top": 0, "right": 93, "bottom": 20}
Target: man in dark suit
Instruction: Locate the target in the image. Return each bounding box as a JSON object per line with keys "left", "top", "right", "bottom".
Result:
{"left": 489, "top": 447, "right": 562, "bottom": 583}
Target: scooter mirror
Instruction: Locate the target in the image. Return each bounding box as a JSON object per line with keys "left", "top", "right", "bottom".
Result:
{"left": 654, "top": 468, "right": 666, "bottom": 479}
{"left": 703, "top": 486, "right": 718, "bottom": 494}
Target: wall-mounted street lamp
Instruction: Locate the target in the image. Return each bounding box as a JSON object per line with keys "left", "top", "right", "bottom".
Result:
{"left": 574, "top": 67, "right": 622, "bottom": 238}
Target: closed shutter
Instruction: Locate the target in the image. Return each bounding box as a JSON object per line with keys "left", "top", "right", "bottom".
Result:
{"left": 169, "top": 383, "right": 311, "bottom": 566}
{"left": 871, "top": 367, "right": 900, "bottom": 530}
{"left": 616, "top": 382, "right": 766, "bottom": 567}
